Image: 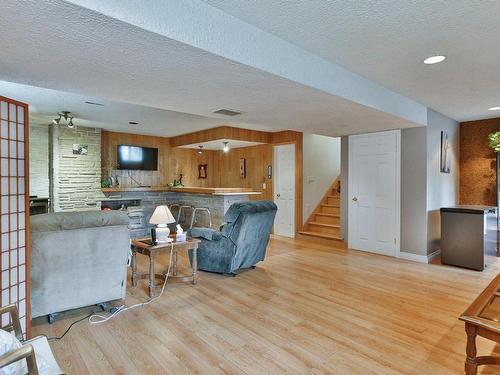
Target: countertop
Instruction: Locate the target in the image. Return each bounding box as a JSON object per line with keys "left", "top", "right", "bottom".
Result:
{"left": 101, "top": 186, "right": 261, "bottom": 196}
{"left": 440, "top": 205, "right": 497, "bottom": 214}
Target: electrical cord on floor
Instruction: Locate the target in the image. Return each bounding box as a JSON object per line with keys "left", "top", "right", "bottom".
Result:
{"left": 46, "top": 312, "right": 96, "bottom": 341}
{"left": 89, "top": 242, "right": 174, "bottom": 324}
{"left": 46, "top": 242, "right": 174, "bottom": 339}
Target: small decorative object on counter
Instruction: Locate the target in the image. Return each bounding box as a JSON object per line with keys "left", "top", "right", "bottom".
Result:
{"left": 101, "top": 176, "right": 113, "bottom": 188}
{"left": 176, "top": 224, "right": 186, "bottom": 242}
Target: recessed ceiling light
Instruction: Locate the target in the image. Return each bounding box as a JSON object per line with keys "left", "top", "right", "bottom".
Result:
{"left": 423, "top": 55, "right": 446, "bottom": 65}
{"left": 488, "top": 107, "right": 500, "bottom": 111}
{"left": 128, "top": 121, "right": 139, "bottom": 125}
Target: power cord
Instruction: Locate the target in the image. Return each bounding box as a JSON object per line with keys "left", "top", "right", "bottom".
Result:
{"left": 47, "top": 242, "right": 174, "bottom": 339}
{"left": 89, "top": 242, "right": 174, "bottom": 324}
{"left": 47, "top": 312, "right": 95, "bottom": 341}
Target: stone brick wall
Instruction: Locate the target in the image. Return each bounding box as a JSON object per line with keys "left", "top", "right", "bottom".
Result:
{"left": 29, "top": 123, "right": 50, "bottom": 197}
{"left": 51, "top": 125, "right": 104, "bottom": 211}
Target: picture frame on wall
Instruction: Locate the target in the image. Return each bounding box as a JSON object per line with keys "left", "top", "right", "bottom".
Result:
{"left": 198, "top": 164, "right": 207, "bottom": 179}
{"left": 440, "top": 130, "right": 450, "bottom": 173}
{"left": 239, "top": 158, "right": 246, "bottom": 179}
{"left": 73, "top": 144, "right": 88, "bottom": 155}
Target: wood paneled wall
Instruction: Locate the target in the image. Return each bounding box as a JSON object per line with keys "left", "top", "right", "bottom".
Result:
{"left": 460, "top": 117, "right": 500, "bottom": 205}
{"left": 101, "top": 131, "right": 220, "bottom": 188}
{"left": 216, "top": 144, "right": 273, "bottom": 201}
{"left": 169, "top": 126, "right": 271, "bottom": 147}
{"left": 102, "top": 128, "right": 304, "bottom": 232}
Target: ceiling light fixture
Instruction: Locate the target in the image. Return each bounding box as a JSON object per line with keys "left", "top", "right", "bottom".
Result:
{"left": 423, "top": 55, "right": 446, "bottom": 65}
{"left": 52, "top": 111, "right": 76, "bottom": 129}
{"left": 223, "top": 141, "right": 229, "bottom": 153}
{"left": 488, "top": 107, "right": 500, "bottom": 111}
{"left": 197, "top": 145, "right": 204, "bottom": 154}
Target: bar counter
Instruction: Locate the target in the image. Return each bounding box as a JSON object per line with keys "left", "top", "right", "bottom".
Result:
{"left": 100, "top": 186, "right": 261, "bottom": 237}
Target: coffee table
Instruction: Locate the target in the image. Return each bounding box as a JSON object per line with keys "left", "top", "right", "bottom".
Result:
{"left": 131, "top": 237, "right": 200, "bottom": 297}
{"left": 460, "top": 273, "right": 500, "bottom": 374}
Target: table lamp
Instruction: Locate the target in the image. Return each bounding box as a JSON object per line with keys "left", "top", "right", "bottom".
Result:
{"left": 149, "top": 205, "right": 176, "bottom": 243}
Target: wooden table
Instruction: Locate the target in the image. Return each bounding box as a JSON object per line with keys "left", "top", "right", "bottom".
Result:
{"left": 460, "top": 273, "right": 500, "bottom": 374}
{"left": 131, "top": 237, "right": 200, "bottom": 297}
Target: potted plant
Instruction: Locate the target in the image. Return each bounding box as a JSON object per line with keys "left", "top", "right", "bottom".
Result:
{"left": 488, "top": 131, "right": 500, "bottom": 153}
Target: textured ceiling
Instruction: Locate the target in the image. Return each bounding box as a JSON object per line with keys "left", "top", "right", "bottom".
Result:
{"left": 204, "top": 0, "right": 500, "bottom": 122}
{"left": 0, "top": 81, "right": 270, "bottom": 137}
{"left": 0, "top": 0, "right": 423, "bottom": 137}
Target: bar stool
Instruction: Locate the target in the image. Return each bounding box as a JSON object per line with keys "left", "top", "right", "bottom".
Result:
{"left": 168, "top": 204, "right": 180, "bottom": 222}
{"left": 190, "top": 207, "right": 212, "bottom": 229}
{"left": 177, "top": 205, "right": 193, "bottom": 227}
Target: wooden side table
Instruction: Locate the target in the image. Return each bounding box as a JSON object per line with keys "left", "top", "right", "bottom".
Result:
{"left": 131, "top": 237, "right": 200, "bottom": 297}
{"left": 459, "top": 273, "right": 500, "bottom": 374}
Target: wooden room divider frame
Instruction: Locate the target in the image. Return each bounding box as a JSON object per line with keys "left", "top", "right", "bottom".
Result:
{"left": 0, "top": 96, "right": 30, "bottom": 337}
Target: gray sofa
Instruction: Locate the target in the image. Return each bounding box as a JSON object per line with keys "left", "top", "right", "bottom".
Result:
{"left": 30, "top": 211, "right": 130, "bottom": 320}
{"left": 189, "top": 201, "right": 277, "bottom": 274}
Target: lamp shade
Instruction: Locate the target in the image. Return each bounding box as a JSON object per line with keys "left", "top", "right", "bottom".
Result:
{"left": 149, "top": 205, "right": 176, "bottom": 225}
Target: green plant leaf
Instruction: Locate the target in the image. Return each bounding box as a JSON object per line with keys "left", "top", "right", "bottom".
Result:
{"left": 488, "top": 131, "right": 500, "bottom": 153}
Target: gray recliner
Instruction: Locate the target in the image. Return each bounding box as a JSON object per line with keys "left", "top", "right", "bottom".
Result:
{"left": 189, "top": 201, "right": 277, "bottom": 274}
{"left": 30, "top": 211, "right": 130, "bottom": 321}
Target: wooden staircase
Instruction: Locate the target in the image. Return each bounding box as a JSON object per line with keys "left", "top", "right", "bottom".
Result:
{"left": 298, "top": 177, "right": 346, "bottom": 247}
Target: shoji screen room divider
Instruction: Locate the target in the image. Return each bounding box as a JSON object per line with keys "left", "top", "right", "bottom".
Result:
{"left": 0, "top": 96, "right": 30, "bottom": 337}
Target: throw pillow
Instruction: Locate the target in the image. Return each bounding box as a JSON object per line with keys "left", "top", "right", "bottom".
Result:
{"left": 0, "top": 329, "right": 25, "bottom": 375}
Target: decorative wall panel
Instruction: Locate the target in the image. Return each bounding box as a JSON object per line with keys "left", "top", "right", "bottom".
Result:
{"left": 0, "top": 96, "right": 30, "bottom": 337}
{"left": 460, "top": 118, "right": 500, "bottom": 205}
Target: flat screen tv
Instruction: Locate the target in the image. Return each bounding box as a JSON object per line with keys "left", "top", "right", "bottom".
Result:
{"left": 117, "top": 145, "right": 158, "bottom": 171}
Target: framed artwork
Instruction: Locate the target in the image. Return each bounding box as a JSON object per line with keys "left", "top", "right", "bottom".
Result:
{"left": 73, "top": 144, "right": 88, "bottom": 155}
{"left": 198, "top": 164, "right": 207, "bottom": 179}
{"left": 239, "top": 158, "right": 246, "bottom": 178}
{"left": 440, "top": 130, "right": 450, "bottom": 173}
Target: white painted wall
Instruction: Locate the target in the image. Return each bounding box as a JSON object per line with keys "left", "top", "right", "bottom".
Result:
{"left": 29, "top": 123, "right": 50, "bottom": 197}
{"left": 303, "top": 134, "right": 341, "bottom": 222}
{"left": 426, "top": 109, "right": 460, "bottom": 254}
{"left": 400, "top": 127, "right": 428, "bottom": 255}
{"left": 341, "top": 108, "right": 460, "bottom": 257}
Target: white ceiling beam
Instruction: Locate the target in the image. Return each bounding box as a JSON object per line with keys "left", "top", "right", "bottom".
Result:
{"left": 66, "top": 0, "right": 427, "bottom": 127}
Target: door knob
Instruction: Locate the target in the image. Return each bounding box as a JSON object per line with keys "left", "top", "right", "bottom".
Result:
{"left": 352, "top": 196, "right": 358, "bottom": 202}
{"left": 277, "top": 194, "right": 281, "bottom": 198}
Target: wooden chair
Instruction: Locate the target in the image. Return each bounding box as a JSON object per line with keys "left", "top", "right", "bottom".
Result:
{"left": 0, "top": 304, "right": 64, "bottom": 374}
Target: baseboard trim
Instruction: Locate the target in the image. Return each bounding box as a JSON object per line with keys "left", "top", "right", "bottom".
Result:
{"left": 398, "top": 250, "right": 441, "bottom": 264}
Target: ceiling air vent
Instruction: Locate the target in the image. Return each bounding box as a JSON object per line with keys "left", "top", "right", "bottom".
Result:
{"left": 213, "top": 108, "right": 242, "bottom": 116}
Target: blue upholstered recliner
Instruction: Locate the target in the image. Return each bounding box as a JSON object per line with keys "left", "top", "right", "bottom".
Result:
{"left": 189, "top": 200, "right": 277, "bottom": 274}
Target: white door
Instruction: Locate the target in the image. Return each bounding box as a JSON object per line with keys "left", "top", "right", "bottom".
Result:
{"left": 348, "top": 130, "right": 400, "bottom": 256}
{"left": 274, "top": 144, "right": 295, "bottom": 237}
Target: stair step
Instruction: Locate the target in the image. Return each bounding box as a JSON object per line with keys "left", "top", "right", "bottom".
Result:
{"left": 326, "top": 196, "right": 340, "bottom": 205}
{"left": 314, "top": 213, "right": 340, "bottom": 224}
{"left": 298, "top": 231, "right": 343, "bottom": 241}
{"left": 309, "top": 222, "right": 340, "bottom": 228}
{"left": 307, "top": 222, "right": 341, "bottom": 236}
{"left": 315, "top": 212, "right": 340, "bottom": 217}
{"left": 320, "top": 204, "right": 340, "bottom": 215}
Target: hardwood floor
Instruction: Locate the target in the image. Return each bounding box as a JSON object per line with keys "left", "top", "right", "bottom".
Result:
{"left": 32, "top": 236, "right": 500, "bottom": 374}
